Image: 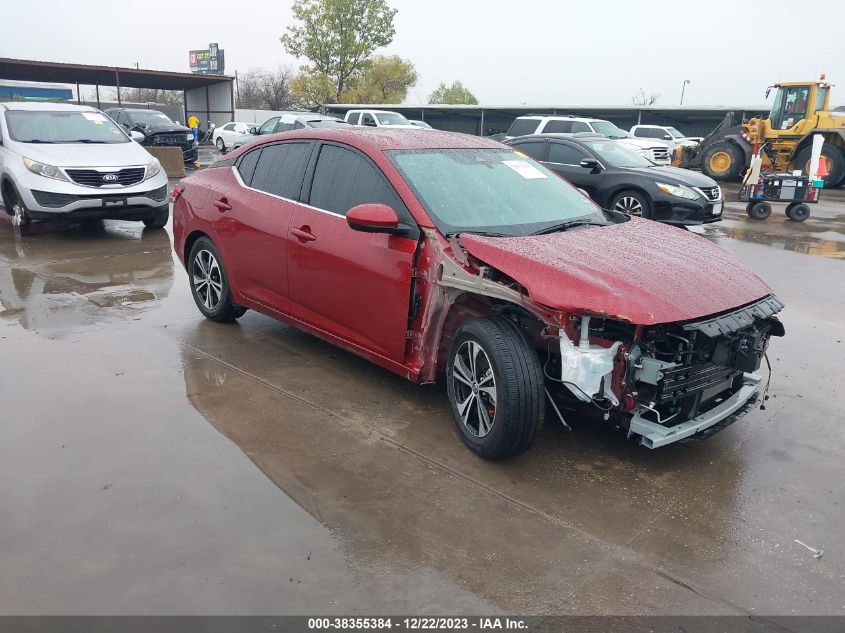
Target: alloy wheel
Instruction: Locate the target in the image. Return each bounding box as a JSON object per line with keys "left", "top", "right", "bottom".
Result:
{"left": 614, "top": 196, "right": 643, "bottom": 215}
{"left": 192, "top": 249, "right": 223, "bottom": 311}
{"left": 451, "top": 340, "right": 497, "bottom": 438}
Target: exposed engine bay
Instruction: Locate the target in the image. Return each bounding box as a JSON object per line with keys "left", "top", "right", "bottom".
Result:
{"left": 544, "top": 295, "right": 785, "bottom": 447}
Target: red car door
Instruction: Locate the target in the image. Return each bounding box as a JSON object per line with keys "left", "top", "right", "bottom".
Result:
{"left": 287, "top": 143, "right": 419, "bottom": 364}
{"left": 213, "top": 141, "right": 314, "bottom": 313}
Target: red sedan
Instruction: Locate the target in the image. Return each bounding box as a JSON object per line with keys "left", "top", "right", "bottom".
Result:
{"left": 173, "top": 128, "right": 784, "bottom": 460}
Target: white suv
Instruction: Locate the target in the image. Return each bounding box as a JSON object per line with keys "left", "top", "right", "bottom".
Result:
{"left": 506, "top": 115, "right": 671, "bottom": 164}
{"left": 0, "top": 103, "right": 169, "bottom": 228}
{"left": 630, "top": 125, "right": 703, "bottom": 152}
{"left": 344, "top": 109, "right": 417, "bottom": 128}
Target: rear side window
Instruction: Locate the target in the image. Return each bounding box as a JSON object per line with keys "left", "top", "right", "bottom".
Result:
{"left": 506, "top": 118, "right": 540, "bottom": 137}
{"left": 237, "top": 148, "right": 261, "bottom": 186}
{"left": 348, "top": 112, "right": 361, "bottom": 125}
{"left": 548, "top": 142, "right": 589, "bottom": 165}
{"left": 309, "top": 144, "right": 405, "bottom": 217}
{"left": 250, "top": 142, "right": 312, "bottom": 200}
{"left": 512, "top": 140, "right": 546, "bottom": 161}
{"left": 542, "top": 120, "right": 572, "bottom": 134}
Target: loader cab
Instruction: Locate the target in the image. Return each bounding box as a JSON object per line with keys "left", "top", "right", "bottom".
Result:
{"left": 766, "top": 82, "right": 828, "bottom": 132}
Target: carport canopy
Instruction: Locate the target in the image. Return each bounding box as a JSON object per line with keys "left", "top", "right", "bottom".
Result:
{"left": 0, "top": 57, "right": 234, "bottom": 127}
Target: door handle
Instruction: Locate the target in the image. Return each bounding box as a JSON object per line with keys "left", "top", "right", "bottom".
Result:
{"left": 291, "top": 226, "right": 317, "bottom": 243}
{"left": 213, "top": 198, "right": 232, "bottom": 212}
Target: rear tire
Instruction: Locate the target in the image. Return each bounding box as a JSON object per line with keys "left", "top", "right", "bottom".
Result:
{"left": 610, "top": 190, "right": 652, "bottom": 218}
{"left": 785, "top": 203, "right": 810, "bottom": 222}
{"left": 446, "top": 317, "right": 544, "bottom": 460}
{"left": 702, "top": 141, "right": 746, "bottom": 181}
{"left": 791, "top": 143, "right": 844, "bottom": 188}
{"left": 216, "top": 137, "right": 226, "bottom": 153}
{"left": 188, "top": 236, "right": 247, "bottom": 322}
{"left": 748, "top": 201, "right": 772, "bottom": 220}
{"left": 142, "top": 205, "right": 169, "bottom": 229}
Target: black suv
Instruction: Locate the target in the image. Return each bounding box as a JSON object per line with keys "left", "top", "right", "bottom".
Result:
{"left": 507, "top": 133, "right": 723, "bottom": 225}
{"left": 106, "top": 108, "right": 198, "bottom": 163}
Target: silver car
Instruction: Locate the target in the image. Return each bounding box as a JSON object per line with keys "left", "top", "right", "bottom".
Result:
{"left": 0, "top": 102, "right": 170, "bottom": 228}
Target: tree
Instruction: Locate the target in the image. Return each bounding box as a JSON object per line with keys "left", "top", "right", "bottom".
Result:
{"left": 120, "top": 87, "right": 183, "bottom": 107}
{"left": 632, "top": 89, "right": 659, "bottom": 106}
{"left": 281, "top": 0, "right": 397, "bottom": 102}
{"left": 290, "top": 72, "right": 336, "bottom": 109}
{"left": 237, "top": 67, "right": 298, "bottom": 110}
{"left": 341, "top": 55, "right": 417, "bottom": 103}
{"left": 428, "top": 81, "right": 478, "bottom": 105}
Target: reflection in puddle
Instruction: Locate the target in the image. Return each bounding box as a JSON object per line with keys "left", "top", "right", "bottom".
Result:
{"left": 695, "top": 222, "right": 845, "bottom": 259}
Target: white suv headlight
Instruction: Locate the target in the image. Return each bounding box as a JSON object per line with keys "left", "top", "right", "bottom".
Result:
{"left": 146, "top": 157, "right": 162, "bottom": 180}
{"left": 655, "top": 182, "right": 699, "bottom": 200}
{"left": 23, "top": 158, "right": 68, "bottom": 182}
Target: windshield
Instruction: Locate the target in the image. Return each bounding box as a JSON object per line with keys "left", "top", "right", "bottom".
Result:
{"left": 589, "top": 120, "right": 629, "bottom": 139}
{"left": 127, "top": 110, "right": 175, "bottom": 126}
{"left": 375, "top": 112, "right": 411, "bottom": 125}
{"left": 4, "top": 110, "right": 129, "bottom": 144}
{"left": 585, "top": 140, "right": 655, "bottom": 168}
{"left": 305, "top": 119, "right": 351, "bottom": 128}
{"left": 388, "top": 148, "right": 606, "bottom": 236}
{"left": 666, "top": 127, "right": 685, "bottom": 138}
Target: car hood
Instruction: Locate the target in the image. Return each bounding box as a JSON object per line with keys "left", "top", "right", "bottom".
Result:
{"left": 624, "top": 165, "right": 719, "bottom": 187}
{"left": 14, "top": 141, "right": 154, "bottom": 168}
{"left": 460, "top": 217, "right": 771, "bottom": 325}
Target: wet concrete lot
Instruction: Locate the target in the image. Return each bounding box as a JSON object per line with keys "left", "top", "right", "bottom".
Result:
{"left": 1, "top": 185, "right": 843, "bottom": 616}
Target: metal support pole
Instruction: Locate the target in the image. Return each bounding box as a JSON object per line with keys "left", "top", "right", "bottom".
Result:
{"left": 480, "top": 108, "right": 485, "bottom": 136}
{"left": 95, "top": 84, "right": 100, "bottom": 109}
{"left": 637, "top": 110, "right": 642, "bottom": 125}
{"left": 76, "top": 83, "right": 81, "bottom": 104}
{"left": 115, "top": 69, "right": 121, "bottom": 105}
{"left": 205, "top": 85, "right": 210, "bottom": 129}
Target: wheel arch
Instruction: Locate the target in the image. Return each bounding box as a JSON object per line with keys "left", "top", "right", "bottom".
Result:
{"left": 605, "top": 184, "right": 653, "bottom": 210}
{"left": 792, "top": 130, "right": 845, "bottom": 155}
{"left": 183, "top": 229, "right": 210, "bottom": 264}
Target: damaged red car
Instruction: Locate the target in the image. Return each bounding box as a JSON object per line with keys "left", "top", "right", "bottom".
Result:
{"left": 173, "top": 129, "right": 785, "bottom": 460}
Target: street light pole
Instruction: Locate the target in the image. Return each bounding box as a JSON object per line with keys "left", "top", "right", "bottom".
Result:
{"left": 680, "top": 79, "right": 690, "bottom": 105}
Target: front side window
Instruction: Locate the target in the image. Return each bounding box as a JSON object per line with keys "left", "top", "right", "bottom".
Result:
{"left": 570, "top": 121, "right": 591, "bottom": 133}
{"left": 588, "top": 120, "right": 627, "bottom": 139}
{"left": 548, "top": 142, "right": 589, "bottom": 165}
{"left": 374, "top": 112, "right": 411, "bottom": 125}
{"left": 388, "top": 148, "right": 604, "bottom": 236}
{"left": 348, "top": 112, "right": 361, "bottom": 125}
{"left": 361, "top": 113, "right": 376, "bottom": 126}
{"left": 4, "top": 110, "right": 129, "bottom": 144}
{"left": 250, "top": 142, "right": 312, "bottom": 199}
{"left": 258, "top": 117, "right": 279, "bottom": 134}
{"left": 309, "top": 144, "right": 405, "bottom": 217}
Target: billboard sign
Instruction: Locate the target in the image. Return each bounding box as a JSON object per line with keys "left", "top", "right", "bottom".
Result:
{"left": 189, "top": 43, "right": 225, "bottom": 75}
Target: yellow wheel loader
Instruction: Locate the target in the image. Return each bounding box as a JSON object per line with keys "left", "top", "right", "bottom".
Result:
{"left": 676, "top": 78, "right": 845, "bottom": 188}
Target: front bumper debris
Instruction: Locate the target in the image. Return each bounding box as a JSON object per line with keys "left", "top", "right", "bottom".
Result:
{"left": 628, "top": 372, "right": 762, "bottom": 448}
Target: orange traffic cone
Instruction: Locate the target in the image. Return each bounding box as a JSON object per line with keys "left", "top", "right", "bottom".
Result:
{"left": 817, "top": 156, "right": 830, "bottom": 178}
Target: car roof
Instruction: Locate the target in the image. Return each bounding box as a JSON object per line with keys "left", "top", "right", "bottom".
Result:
{"left": 509, "top": 133, "right": 605, "bottom": 142}
{"left": 237, "top": 127, "right": 504, "bottom": 153}
{"left": 0, "top": 102, "right": 99, "bottom": 112}
{"left": 515, "top": 114, "right": 606, "bottom": 123}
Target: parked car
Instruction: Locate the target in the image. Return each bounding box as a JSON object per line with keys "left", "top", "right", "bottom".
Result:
{"left": 344, "top": 109, "right": 416, "bottom": 128}
{"left": 0, "top": 103, "right": 170, "bottom": 228}
{"left": 212, "top": 121, "right": 254, "bottom": 153}
{"left": 230, "top": 114, "right": 349, "bottom": 151}
{"left": 507, "top": 133, "right": 723, "bottom": 225}
{"left": 105, "top": 107, "right": 198, "bottom": 163}
{"left": 630, "top": 124, "right": 703, "bottom": 152}
{"left": 173, "top": 128, "right": 783, "bottom": 459}
{"left": 505, "top": 115, "right": 671, "bottom": 164}
{"left": 409, "top": 120, "right": 433, "bottom": 129}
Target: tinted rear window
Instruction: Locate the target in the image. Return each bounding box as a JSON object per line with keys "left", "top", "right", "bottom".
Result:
{"left": 506, "top": 119, "right": 540, "bottom": 137}
{"left": 237, "top": 148, "right": 261, "bottom": 186}
{"left": 542, "top": 120, "right": 572, "bottom": 134}
{"left": 250, "top": 142, "right": 312, "bottom": 200}
{"left": 512, "top": 140, "right": 546, "bottom": 161}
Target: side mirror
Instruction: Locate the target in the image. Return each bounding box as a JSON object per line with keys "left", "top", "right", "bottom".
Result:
{"left": 130, "top": 130, "right": 145, "bottom": 142}
{"left": 663, "top": 134, "right": 673, "bottom": 140}
{"left": 250, "top": 126, "right": 258, "bottom": 134}
{"left": 346, "top": 203, "right": 408, "bottom": 234}
{"left": 580, "top": 158, "right": 601, "bottom": 171}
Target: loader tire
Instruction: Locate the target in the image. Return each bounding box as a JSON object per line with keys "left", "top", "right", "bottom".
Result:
{"left": 702, "top": 141, "right": 746, "bottom": 181}
{"left": 792, "top": 143, "right": 844, "bottom": 189}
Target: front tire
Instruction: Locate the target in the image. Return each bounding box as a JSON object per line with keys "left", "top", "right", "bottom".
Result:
{"left": 188, "top": 237, "right": 247, "bottom": 322}
{"left": 610, "top": 190, "right": 651, "bottom": 218}
{"left": 446, "top": 317, "right": 544, "bottom": 460}
{"left": 702, "top": 141, "right": 746, "bottom": 181}
{"left": 142, "top": 205, "right": 169, "bottom": 229}
{"left": 792, "top": 143, "right": 844, "bottom": 189}
{"left": 748, "top": 201, "right": 772, "bottom": 220}
{"left": 2, "top": 184, "right": 31, "bottom": 227}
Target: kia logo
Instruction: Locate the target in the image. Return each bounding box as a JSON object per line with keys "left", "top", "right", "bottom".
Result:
{"left": 102, "top": 173, "right": 119, "bottom": 182}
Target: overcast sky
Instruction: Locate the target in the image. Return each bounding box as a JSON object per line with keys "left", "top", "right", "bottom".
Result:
{"left": 3, "top": 0, "right": 844, "bottom": 107}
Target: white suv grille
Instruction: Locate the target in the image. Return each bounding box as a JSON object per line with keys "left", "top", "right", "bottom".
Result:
{"left": 650, "top": 147, "right": 670, "bottom": 163}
